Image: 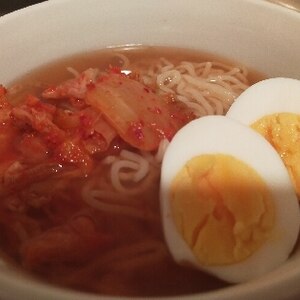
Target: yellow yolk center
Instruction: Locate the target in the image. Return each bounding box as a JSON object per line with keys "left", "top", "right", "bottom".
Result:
{"left": 170, "top": 154, "right": 275, "bottom": 266}
{"left": 251, "top": 113, "right": 300, "bottom": 198}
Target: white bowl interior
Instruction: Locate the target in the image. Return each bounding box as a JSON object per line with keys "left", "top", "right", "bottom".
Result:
{"left": 1, "top": 0, "right": 300, "bottom": 84}
{"left": 0, "top": 0, "right": 300, "bottom": 299}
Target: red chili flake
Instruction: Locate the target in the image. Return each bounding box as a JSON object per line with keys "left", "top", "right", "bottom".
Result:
{"left": 25, "top": 94, "right": 40, "bottom": 106}
{"left": 108, "top": 66, "right": 122, "bottom": 74}
{"left": 86, "top": 82, "right": 96, "bottom": 90}
{"left": 166, "top": 129, "right": 175, "bottom": 140}
{"left": 128, "top": 72, "right": 140, "bottom": 81}
{"left": 144, "top": 87, "right": 150, "bottom": 93}
{"left": 55, "top": 140, "right": 89, "bottom": 164}
{"left": 80, "top": 114, "right": 92, "bottom": 128}
{"left": 25, "top": 95, "right": 56, "bottom": 115}
{"left": 69, "top": 97, "right": 87, "bottom": 109}
{"left": 133, "top": 127, "right": 144, "bottom": 140}
{"left": 43, "top": 86, "right": 56, "bottom": 95}
{"left": 44, "top": 131, "right": 63, "bottom": 145}
{"left": 129, "top": 121, "right": 145, "bottom": 141}
{"left": 153, "top": 127, "right": 167, "bottom": 139}
{"left": 97, "top": 75, "right": 109, "bottom": 83}
{"left": 147, "top": 106, "right": 162, "bottom": 114}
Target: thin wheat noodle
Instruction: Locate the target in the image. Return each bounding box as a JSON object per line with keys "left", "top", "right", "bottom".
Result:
{"left": 82, "top": 179, "right": 139, "bottom": 205}
{"left": 161, "top": 65, "right": 175, "bottom": 73}
{"left": 83, "top": 196, "right": 157, "bottom": 221}
{"left": 184, "top": 86, "right": 215, "bottom": 115}
{"left": 155, "top": 139, "right": 169, "bottom": 163}
{"left": 110, "top": 160, "right": 139, "bottom": 192}
{"left": 109, "top": 244, "right": 167, "bottom": 272}
{"left": 120, "top": 150, "right": 150, "bottom": 182}
{"left": 62, "top": 240, "right": 166, "bottom": 286}
{"left": 176, "top": 96, "right": 207, "bottom": 117}
{"left": 113, "top": 53, "right": 130, "bottom": 69}
{"left": 157, "top": 70, "right": 181, "bottom": 88}
{"left": 208, "top": 97, "right": 225, "bottom": 115}
{"left": 212, "top": 74, "right": 249, "bottom": 90}
{"left": 100, "top": 240, "right": 165, "bottom": 265}
{"left": 66, "top": 67, "right": 80, "bottom": 77}
{"left": 113, "top": 166, "right": 158, "bottom": 196}
{"left": 176, "top": 80, "right": 187, "bottom": 95}
{"left": 201, "top": 62, "right": 213, "bottom": 78}
{"left": 183, "top": 74, "right": 236, "bottom": 102}
{"left": 178, "top": 61, "right": 197, "bottom": 76}
{"left": 160, "top": 57, "right": 174, "bottom": 68}
{"left": 89, "top": 190, "right": 128, "bottom": 202}
{"left": 225, "top": 67, "right": 243, "bottom": 76}
{"left": 101, "top": 156, "right": 117, "bottom": 165}
{"left": 208, "top": 77, "right": 234, "bottom": 91}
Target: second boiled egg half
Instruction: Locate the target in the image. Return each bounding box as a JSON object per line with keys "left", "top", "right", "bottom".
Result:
{"left": 160, "top": 115, "right": 300, "bottom": 283}
{"left": 227, "top": 77, "right": 300, "bottom": 198}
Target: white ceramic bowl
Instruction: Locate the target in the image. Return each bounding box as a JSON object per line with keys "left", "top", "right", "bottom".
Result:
{"left": 0, "top": 0, "right": 300, "bottom": 299}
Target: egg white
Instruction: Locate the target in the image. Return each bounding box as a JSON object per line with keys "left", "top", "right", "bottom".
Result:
{"left": 160, "top": 115, "right": 300, "bottom": 283}
{"left": 226, "top": 77, "right": 300, "bottom": 124}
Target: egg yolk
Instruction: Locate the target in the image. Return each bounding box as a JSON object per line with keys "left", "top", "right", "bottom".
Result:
{"left": 170, "top": 154, "right": 275, "bottom": 266}
{"left": 251, "top": 113, "right": 300, "bottom": 198}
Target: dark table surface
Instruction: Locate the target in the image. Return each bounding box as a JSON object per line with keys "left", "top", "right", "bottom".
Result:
{"left": 0, "top": 0, "right": 46, "bottom": 16}
{"left": 1, "top": 0, "right": 299, "bottom": 16}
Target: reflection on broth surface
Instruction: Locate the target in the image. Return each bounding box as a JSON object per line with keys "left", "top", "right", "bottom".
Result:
{"left": 0, "top": 46, "right": 264, "bottom": 296}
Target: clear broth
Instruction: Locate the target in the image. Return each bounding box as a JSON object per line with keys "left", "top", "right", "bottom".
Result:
{"left": 3, "top": 46, "right": 265, "bottom": 297}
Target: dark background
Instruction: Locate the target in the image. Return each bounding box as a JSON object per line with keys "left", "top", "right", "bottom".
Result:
{"left": 0, "top": 0, "right": 46, "bottom": 15}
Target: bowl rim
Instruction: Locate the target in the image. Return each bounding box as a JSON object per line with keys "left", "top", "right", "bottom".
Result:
{"left": 0, "top": 0, "right": 300, "bottom": 299}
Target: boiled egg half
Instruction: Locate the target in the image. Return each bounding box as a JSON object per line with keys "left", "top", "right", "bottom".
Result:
{"left": 227, "top": 77, "right": 300, "bottom": 198}
{"left": 160, "top": 115, "right": 300, "bottom": 283}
